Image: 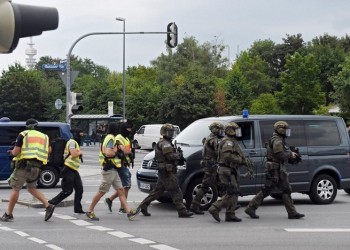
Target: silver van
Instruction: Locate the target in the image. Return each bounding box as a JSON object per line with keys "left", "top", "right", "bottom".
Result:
{"left": 136, "top": 115, "right": 350, "bottom": 209}
{"left": 134, "top": 124, "right": 180, "bottom": 150}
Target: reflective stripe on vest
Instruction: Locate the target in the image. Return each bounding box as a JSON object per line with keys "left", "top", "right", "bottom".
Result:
{"left": 99, "top": 134, "right": 117, "bottom": 167}
{"left": 64, "top": 139, "right": 80, "bottom": 171}
{"left": 20, "top": 130, "right": 49, "bottom": 164}
{"left": 114, "top": 134, "right": 131, "bottom": 168}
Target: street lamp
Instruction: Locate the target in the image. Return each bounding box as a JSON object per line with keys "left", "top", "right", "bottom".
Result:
{"left": 116, "top": 17, "right": 126, "bottom": 121}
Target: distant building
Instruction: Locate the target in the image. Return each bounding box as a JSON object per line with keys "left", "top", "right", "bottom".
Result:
{"left": 328, "top": 105, "right": 340, "bottom": 115}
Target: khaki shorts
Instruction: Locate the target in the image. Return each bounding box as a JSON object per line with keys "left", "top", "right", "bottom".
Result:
{"left": 9, "top": 167, "right": 40, "bottom": 191}
{"left": 99, "top": 168, "right": 123, "bottom": 193}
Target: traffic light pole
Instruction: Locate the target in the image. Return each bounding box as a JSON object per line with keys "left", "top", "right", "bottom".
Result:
{"left": 66, "top": 30, "right": 176, "bottom": 124}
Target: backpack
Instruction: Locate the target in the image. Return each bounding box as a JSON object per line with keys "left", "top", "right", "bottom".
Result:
{"left": 49, "top": 137, "right": 67, "bottom": 168}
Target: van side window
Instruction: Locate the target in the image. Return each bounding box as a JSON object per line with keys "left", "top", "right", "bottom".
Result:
{"left": 37, "top": 127, "right": 61, "bottom": 143}
{"left": 305, "top": 120, "right": 340, "bottom": 146}
{"left": 0, "top": 127, "right": 24, "bottom": 146}
{"left": 237, "top": 122, "right": 254, "bottom": 149}
{"left": 138, "top": 127, "right": 145, "bottom": 135}
{"left": 260, "top": 120, "right": 307, "bottom": 147}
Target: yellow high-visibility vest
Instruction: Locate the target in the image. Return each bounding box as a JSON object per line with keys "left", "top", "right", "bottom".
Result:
{"left": 19, "top": 130, "right": 49, "bottom": 164}
{"left": 64, "top": 139, "right": 81, "bottom": 171}
{"left": 114, "top": 134, "right": 131, "bottom": 168}
{"left": 99, "top": 134, "right": 117, "bottom": 168}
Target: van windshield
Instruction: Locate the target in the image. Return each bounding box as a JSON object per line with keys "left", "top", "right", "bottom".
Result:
{"left": 174, "top": 119, "right": 218, "bottom": 146}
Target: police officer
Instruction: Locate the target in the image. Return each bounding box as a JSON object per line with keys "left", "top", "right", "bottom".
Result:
{"left": 137, "top": 123, "right": 193, "bottom": 218}
{"left": 48, "top": 129, "right": 85, "bottom": 214}
{"left": 2, "top": 119, "right": 55, "bottom": 222}
{"left": 208, "top": 122, "right": 253, "bottom": 222}
{"left": 190, "top": 122, "right": 224, "bottom": 214}
{"left": 245, "top": 121, "right": 305, "bottom": 219}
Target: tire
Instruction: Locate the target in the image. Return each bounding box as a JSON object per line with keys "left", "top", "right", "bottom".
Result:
{"left": 344, "top": 189, "right": 350, "bottom": 195}
{"left": 309, "top": 174, "right": 337, "bottom": 204}
{"left": 37, "top": 166, "right": 59, "bottom": 188}
{"left": 185, "top": 177, "right": 218, "bottom": 210}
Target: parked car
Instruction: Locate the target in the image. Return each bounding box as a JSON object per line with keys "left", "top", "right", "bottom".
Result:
{"left": 136, "top": 114, "right": 350, "bottom": 209}
{"left": 0, "top": 117, "right": 72, "bottom": 188}
{"left": 133, "top": 124, "right": 180, "bottom": 150}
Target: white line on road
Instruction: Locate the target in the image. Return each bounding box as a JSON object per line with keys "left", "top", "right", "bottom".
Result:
{"left": 0, "top": 226, "right": 14, "bottom": 231}
{"left": 285, "top": 228, "right": 350, "bottom": 232}
{"left": 70, "top": 219, "right": 93, "bottom": 226}
{"left": 54, "top": 215, "right": 76, "bottom": 220}
{"left": 46, "top": 244, "right": 65, "bottom": 250}
{"left": 86, "top": 225, "right": 114, "bottom": 231}
{"left": 129, "top": 238, "right": 156, "bottom": 244}
{"left": 108, "top": 231, "right": 134, "bottom": 238}
{"left": 27, "top": 237, "right": 47, "bottom": 244}
{"left": 14, "top": 230, "right": 30, "bottom": 237}
{"left": 150, "top": 244, "right": 180, "bottom": 250}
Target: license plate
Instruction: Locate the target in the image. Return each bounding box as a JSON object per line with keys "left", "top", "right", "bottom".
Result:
{"left": 140, "top": 182, "right": 151, "bottom": 190}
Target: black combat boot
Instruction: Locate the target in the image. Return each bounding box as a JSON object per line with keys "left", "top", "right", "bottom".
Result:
{"left": 288, "top": 212, "right": 305, "bottom": 219}
{"left": 225, "top": 214, "right": 242, "bottom": 222}
{"left": 190, "top": 205, "right": 204, "bottom": 215}
{"left": 178, "top": 210, "right": 194, "bottom": 218}
{"left": 208, "top": 206, "right": 221, "bottom": 222}
{"left": 244, "top": 207, "right": 259, "bottom": 219}
{"left": 139, "top": 206, "right": 151, "bottom": 216}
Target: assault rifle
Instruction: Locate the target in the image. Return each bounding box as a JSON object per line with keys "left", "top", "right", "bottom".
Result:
{"left": 115, "top": 142, "right": 130, "bottom": 167}
{"left": 174, "top": 140, "right": 186, "bottom": 166}
{"left": 288, "top": 146, "right": 302, "bottom": 164}
{"left": 130, "top": 139, "right": 140, "bottom": 169}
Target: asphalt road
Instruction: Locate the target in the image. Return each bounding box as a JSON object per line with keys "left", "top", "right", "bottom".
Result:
{"left": 1, "top": 145, "right": 350, "bottom": 250}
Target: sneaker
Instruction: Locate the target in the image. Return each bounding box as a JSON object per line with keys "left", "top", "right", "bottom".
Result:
{"left": 86, "top": 211, "right": 99, "bottom": 221}
{"left": 45, "top": 204, "right": 55, "bottom": 221}
{"left": 127, "top": 207, "right": 141, "bottom": 221}
{"left": 1, "top": 212, "right": 14, "bottom": 222}
{"left": 118, "top": 208, "right": 126, "bottom": 215}
{"left": 104, "top": 198, "right": 112, "bottom": 212}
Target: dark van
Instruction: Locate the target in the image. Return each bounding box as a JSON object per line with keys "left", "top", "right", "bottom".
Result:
{"left": 0, "top": 117, "right": 72, "bottom": 188}
{"left": 136, "top": 115, "right": 350, "bottom": 209}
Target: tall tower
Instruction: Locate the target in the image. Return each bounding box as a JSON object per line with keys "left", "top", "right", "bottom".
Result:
{"left": 25, "top": 37, "right": 37, "bottom": 69}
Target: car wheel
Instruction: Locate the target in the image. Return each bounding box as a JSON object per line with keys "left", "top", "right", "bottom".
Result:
{"left": 309, "top": 174, "right": 337, "bottom": 204}
{"left": 185, "top": 177, "right": 218, "bottom": 210}
{"left": 37, "top": 166, "right": 59, "bottom": 188}
{"left": 344, "top": 188, "right": 350, "bottom": 194}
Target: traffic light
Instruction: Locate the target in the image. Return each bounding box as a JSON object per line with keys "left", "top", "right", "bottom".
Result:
{"left": 0, "top": 0, "right": 59, "bottom": 53}
{"left": 167, "top": 22, "right": 178, "bottom": 48}
{"left": 71, "top": 92, "right": 83, "bottom": 114}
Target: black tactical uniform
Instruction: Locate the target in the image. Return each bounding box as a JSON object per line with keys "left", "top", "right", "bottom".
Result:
{"left": 208, "top": 122, "right": 253, "bottom": 222}
{"left": 190, "top": 122, "right": 223, "bottom": 214}
{"left": 138, "top": 123, "right": 193, "bottom": 218}
{"left": 245, "top": 121, "right": 305, "bottom": 219}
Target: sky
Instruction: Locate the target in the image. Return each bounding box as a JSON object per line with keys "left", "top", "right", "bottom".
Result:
{"left": 2, "top": 0, "right": 350, "bottom": 74}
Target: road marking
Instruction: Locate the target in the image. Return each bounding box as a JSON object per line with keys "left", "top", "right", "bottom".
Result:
{"left": 46, "top": 244, "right": 65, "bottom": 250}
{"left": 129, "top": 238, "right": 156, "bottom": 244}
{"left": 14, "top": 230, "right": 30, "bottom": 237}
{"left": 86, "top": 225, "right": 114, "bottom": 231}
{"left": 150, "top": 244, "right": 180, "bottom": 250}
{"left": 28, "top": 237, "right": 47, "bottom": 244}
{"left": 285, "top": 228, "right": 350, "bottom": 232}
{"left": 0, "top": 226, "right": 14, "bottom": 231}
{"left": 55, "top": 215, "right": 76, "bottom": 220}
{"left": 70, "top": 219, "right": 93, "bottom": 226}
{"left": 108, "top": 231, "right": 134, "bottom": 238}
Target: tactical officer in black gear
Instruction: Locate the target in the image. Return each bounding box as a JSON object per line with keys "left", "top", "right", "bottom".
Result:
{"left": 137, "top": 123, "right": 193, "bottom": 218}
{"left": 190, "top": 122, "right": 224, "bottom": 214}
{"left": 208, "top": 122, "right": 254, "bottom": 222}
{"left": 245, "top": 121, "right": 305, "bottom": 220}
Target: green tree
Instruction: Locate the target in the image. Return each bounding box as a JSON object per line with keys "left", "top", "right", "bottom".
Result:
{"left": 0, "top": 64, "right": 46, "bottom": 120}
{"left": 250, "top": 93, "right": 282, "bottom": 114}
{"left": 330, "top": 56, "right": 350, "bottom": 117}
{"left": 277, "top": 53, "right": 325, "bottom": 114}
